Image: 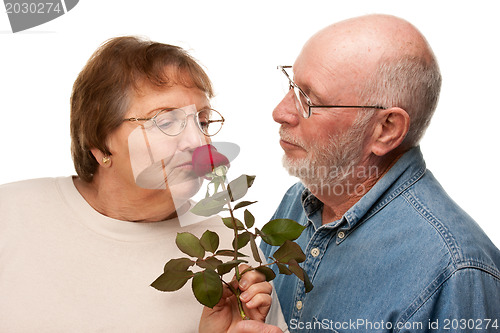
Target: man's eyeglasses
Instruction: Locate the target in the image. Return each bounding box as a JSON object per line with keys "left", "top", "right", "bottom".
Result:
{"left": 124, "top": 107, "right": 225, "bottom": 137}
{"left": 278, "top": 65, "right": 386, "bottom": 119}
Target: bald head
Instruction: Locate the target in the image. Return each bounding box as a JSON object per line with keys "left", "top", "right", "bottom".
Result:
{"left": 294, "top": 14, "right": 441, "bottom": 147}
{"left": 302, "top": 14, "right": 433, "bottom": 79}
{"left": 324, "top": 14, "right": 432, "bottom": 56}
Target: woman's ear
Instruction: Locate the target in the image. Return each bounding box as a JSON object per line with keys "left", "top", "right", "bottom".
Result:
{"left": 90, "top": 148, "right": 112, "bottom": 168}
{"left": 370, "top": 107, "right": 410, "bottom": 156}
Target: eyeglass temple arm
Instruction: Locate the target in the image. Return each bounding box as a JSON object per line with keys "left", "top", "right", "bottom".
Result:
{"left": 312, "top": 105, "right": 387, "bottom": 110}
{"left": 123, "top": 117, "right": 151, "bottom": 122}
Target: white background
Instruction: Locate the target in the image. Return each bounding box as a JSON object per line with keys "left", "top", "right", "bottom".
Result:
{"left": 1, "top": 0, "right": 499, "bottom": 247}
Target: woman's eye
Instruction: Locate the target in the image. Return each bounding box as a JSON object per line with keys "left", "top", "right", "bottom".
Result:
{"left": 157, "top": 119, "right": 174, "bottom": 129}
{"left": 155, "top": 112, "right": 179, "bottom": 129}
{"left": 199, "top": 121, "right": 209, "bottom": 130}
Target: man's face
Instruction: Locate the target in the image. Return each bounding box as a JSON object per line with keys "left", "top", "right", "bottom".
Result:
{"left": 273, "top": 37, "right": 373, "bottom": 191}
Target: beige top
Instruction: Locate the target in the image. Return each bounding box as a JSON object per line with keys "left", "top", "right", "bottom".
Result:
{"left": 0, "top": 177, "right": 287, "bottom": 332}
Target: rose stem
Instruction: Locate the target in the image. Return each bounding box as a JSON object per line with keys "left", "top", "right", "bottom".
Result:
{"left": 220, "top": 181, "right": 248, "bottom": 320}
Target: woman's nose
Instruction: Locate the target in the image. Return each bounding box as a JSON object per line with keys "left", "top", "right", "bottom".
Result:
{"left": 177, "top": 114, "right": 205, "bottom": 151}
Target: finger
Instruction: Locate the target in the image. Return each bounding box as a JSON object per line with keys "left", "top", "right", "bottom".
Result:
{"left": 244, "top": 293, "right": 272, "bottom": 310}
{"left": 207, "top": 283, "right": 237, "bottom": 312}
{"left": 229, "top": 320, "right": 283, "bottom": 333}
{"left": 221, "top": 283, "right": 233, "bottom": 299}
{"left": 242, "top": 293, "right": 272, "bottom": 322}
{"left": 239, "top": 282, "right": 272, "bottom": 303}
{"left": 238, "top": 264, "right": 251, "bottom": 271}
{"left": 238, "top": 266, "right": 266, "bottom": 291}
{"left": 206, "top": 294, "right": 229, "bottom": 312}
{"left": 229, "top": 277, "right": 239, "bottom": 292}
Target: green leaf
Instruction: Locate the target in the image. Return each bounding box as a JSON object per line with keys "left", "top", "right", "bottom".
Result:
{"left": 222, "top": 217, "right": 245, "bottom": 230}
{"left": 151, "top": 270, "right": 194, "bottom": 292}
{"left": 288, "top": 259, "right": 314, "bottom": 293}
{"left": 216, "top": 259, "right": 248, "bottom": 276}
{"left": 260, "top": 219, "right": 306, "bottom": 246}
{"left": 303, "top": 269, "right": 314, "bottom": 293}
{"left": 214, "top": 249, "right": 248, "bottom": 257}
{"left": 255, "top": 266, "right": 276, "bottom": 281}
{"left": 200, "top": 230, "right": 219, "bottom": 253}
{"left": 211, "top": 189, "right": 231, "bottom": 202}
{"left": 191, "top": 195, "right": 228, "bottom": 217}
{"left": 273, "top": 240, "right": 306, "bottom": 264}
{"left": 196, "top": 257, "right": 223, "bottom": 270}
{"left": 234, "top": 201, "right": 257, "bottom": 210}
{"left": 176, "top": 232, "right": 205, "bottom": 259}
{"left": 249, "top": 234, "right": 262, "bottom": 263}
{"left": 163, "top": 258, "right": 195, "bottom": 272}
{"left": 192, "top": 269, "right": 223, "bottom": 308}
{"left": 152, "top": 257, "right": 196, "bottom": 292}
{"left": 277, "top": 263, "right": 292, "bottom": 275}
{"left": 227, "top": 175, "right": 256, "bottom": 201}
{"left": 233, "top": 231, "right": 251, "bottom": 250}
{"left": 210, "top": 176, "right": 225, "bottom": 194}
{"left": 243, "top": 209, "right": 255, "bottom": 228}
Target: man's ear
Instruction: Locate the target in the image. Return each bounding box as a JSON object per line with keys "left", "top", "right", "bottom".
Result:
{"left": 370, "top": 107, "right": 410, "bottom": 156}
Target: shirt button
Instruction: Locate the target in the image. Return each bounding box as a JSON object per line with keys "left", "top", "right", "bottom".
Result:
{"left": 296, "top": 301, "right": 303, "bottom": 310}
{"left": 310, "top": 248, "right": 320, "bottom": 257}
{"left": 338, "top": 231, "right": 345, "bottom": 239}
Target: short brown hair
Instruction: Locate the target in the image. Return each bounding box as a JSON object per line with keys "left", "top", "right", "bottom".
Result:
{"left": 70, "top": 36, "right": 214, "bottom": 182}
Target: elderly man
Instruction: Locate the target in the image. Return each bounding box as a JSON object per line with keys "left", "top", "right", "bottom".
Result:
{"left": 231, "top": 14, "right": 500, "bottom": 333}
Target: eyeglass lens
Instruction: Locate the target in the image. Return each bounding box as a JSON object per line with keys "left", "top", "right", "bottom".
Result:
{"left": 280, "top": 67, "right": 310, "bottom": 118}
{"left": 154, "top": 109, "right": 223, "bottom": 136}
{"left": 291, "top": 85, "right": 310, "bottom": 118}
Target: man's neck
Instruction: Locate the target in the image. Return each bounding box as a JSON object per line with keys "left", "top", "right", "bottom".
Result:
{"left": 314, "top": 152, "right": 404, "bottom": 225}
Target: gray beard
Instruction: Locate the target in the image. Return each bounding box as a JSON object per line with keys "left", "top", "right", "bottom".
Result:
{"left": 281, "top": 117, "right": 372, "bottom": 193}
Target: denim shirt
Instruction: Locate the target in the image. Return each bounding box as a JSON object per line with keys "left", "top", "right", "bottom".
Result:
{"left": 261, "top": 147, "right": 500, "bottom": 333}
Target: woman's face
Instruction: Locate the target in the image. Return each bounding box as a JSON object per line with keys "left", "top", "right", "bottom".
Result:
{"left": 106, "top": 81, "right": 211, "bottom": 205}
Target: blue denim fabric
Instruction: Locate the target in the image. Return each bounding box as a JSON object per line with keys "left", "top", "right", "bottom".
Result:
{"left": 261, "top": 147, "right": 500, "bottom": 332}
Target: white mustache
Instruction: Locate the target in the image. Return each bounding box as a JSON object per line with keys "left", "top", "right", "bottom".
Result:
{"left": 279, "top": 127, "right": 304, "bottom": 148}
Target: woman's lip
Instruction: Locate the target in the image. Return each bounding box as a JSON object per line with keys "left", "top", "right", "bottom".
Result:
{"left": 175, "top": 162, "right": 193, "bottom": 169}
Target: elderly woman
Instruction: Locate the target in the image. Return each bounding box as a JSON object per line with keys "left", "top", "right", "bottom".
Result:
{"left": 0, "top": 36, "right": 285, "bottom": 332}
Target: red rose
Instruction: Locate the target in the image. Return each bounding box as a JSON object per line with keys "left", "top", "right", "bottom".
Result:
{"left": 192, "top": 144, "right": 230, "bottom": 177}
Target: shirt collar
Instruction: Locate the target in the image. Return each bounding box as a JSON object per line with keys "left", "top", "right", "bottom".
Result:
{"left": 300, "top": 187, "right": 324, "bottom": 230}
{"left": 300, "top": 146, "right": 427, "bottom": 232}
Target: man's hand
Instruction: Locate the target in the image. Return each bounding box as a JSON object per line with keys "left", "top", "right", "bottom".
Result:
{"left": 229, "top": 320, "right": 284, "bottom": 333}
{"left": 199, "top": 264, "right": 273, "bottom": 333}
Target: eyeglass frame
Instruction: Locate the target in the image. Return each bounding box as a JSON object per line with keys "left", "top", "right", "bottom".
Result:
{"left": 123, "top": 107, "right": 225, "bottom": 137}
{"left": 278, "top": 65, "right": 387, "bottom": 118}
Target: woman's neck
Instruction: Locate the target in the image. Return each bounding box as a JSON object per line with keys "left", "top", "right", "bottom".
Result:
{"left": 73, "top": 175, "right": 181, "bottom": 222}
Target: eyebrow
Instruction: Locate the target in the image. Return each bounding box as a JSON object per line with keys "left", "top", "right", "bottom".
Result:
{"left": 149, "top": 104, "right": 212, "bottom": 117}
{"left": 288, "top": 69, "right": 320, "bottom": 105}
{"left": 150, "top": 107, "right": 176, "bottom": 115}
{"left": 296, "top": 77, "right": 326, "bottom": 106}
{"left": 307, "top": 90, "right": 326, "bottom": 106}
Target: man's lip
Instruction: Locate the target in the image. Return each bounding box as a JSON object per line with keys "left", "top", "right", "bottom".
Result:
{"left": 279, "top": 138, "right": 302, "bottom": 150}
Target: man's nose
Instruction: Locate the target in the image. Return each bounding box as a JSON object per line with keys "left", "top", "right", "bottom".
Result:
{"left": 272, "top": 90, "right": 301, "bottom": 127}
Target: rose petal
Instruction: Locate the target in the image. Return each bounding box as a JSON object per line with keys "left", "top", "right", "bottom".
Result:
{"left": 192, "top": 144, "right": 230, "bottom": 177}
